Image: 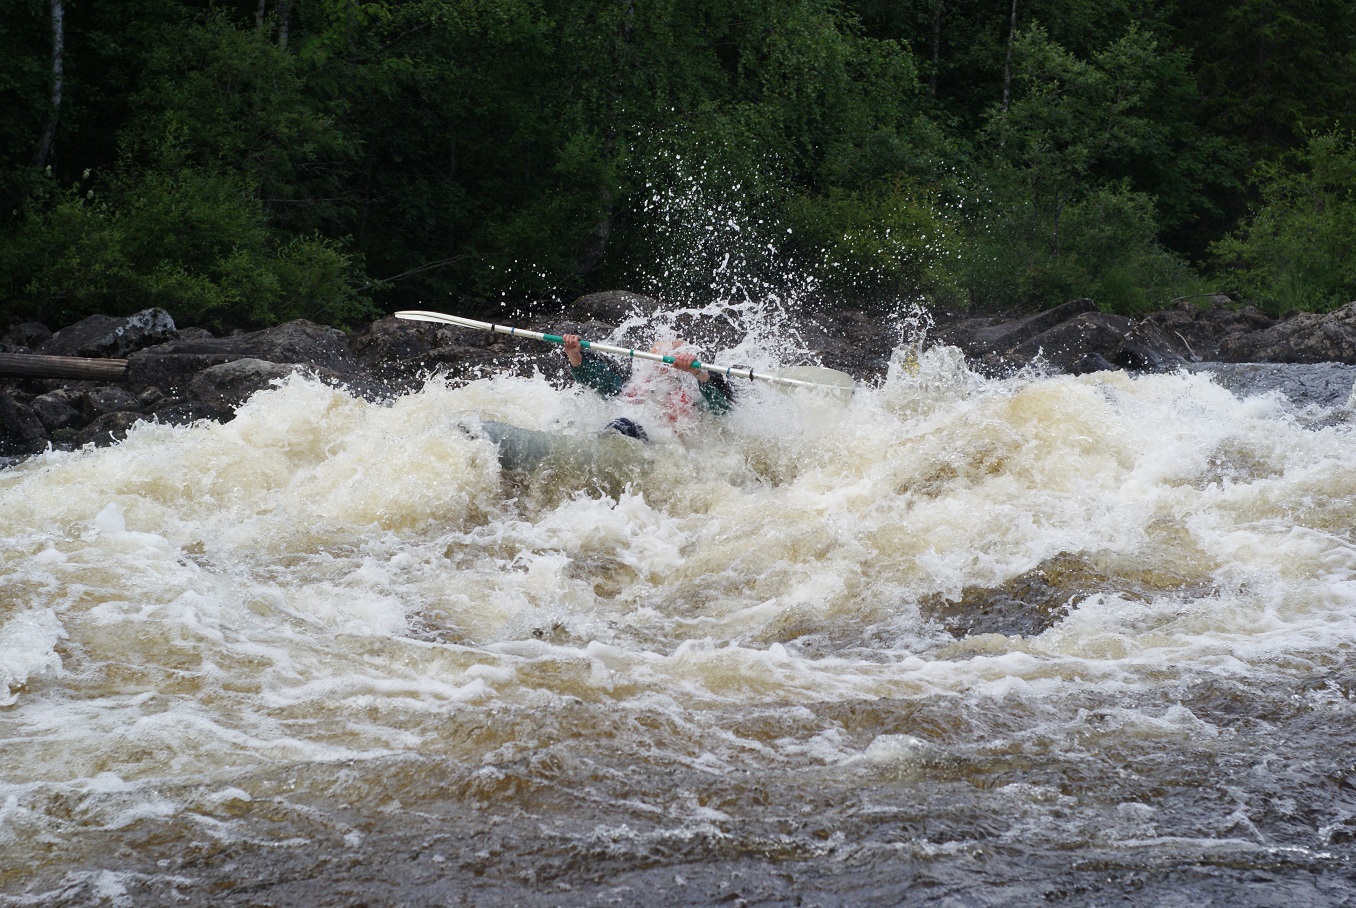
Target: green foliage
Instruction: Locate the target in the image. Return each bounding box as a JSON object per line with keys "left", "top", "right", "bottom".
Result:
{"left": 959, "top": 179, "right": 1194, "bottom": 312}
{"left": 1212, "top": 131, "right": 1356, "bottom": 315}
{"left": 1, "top": 0, "right": 1353, "bottom": 329}
{"left": 786, "top": 182, "right": 960, "bottom": 307}
{"left": 0, "top": 162, "right": 372, "bottom": 328}
{"left": 955, "top": 25, "right": 1200, "bottom": 311}
{"left": 1174, "top": 0, "right": 1356, "bottom": 159}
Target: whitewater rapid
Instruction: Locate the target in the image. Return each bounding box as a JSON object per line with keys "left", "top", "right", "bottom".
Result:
{"left": 2, "top": 343, "right": 1355, "bottom": 905}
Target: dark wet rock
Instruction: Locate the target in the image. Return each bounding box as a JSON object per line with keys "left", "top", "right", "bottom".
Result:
{"left": 931, "top": 300, "right": 1188, "bottom": 375}
{"left": 1187, "top": 362, "right": 1356, "bottom": 410}
{"left": 150, "top": 399, "right": 236, "bottom": 426}
{"left": 1217, "top": 300, "right": 1356, "bottom": 364}
{"left": 74, "top": 410, "right": 145, "bottom": 447}
{"left": 802, "top": 309, "right": 900, "bottom": 380}
{"left": 137, "top": 386, "right": 167, "bottom": 409}
{"left": 932, "top": 299, "right": 1098, "bottom": 359}
{"left": 30, "top": 392, "right": 83, "bottom": 432}
{"left": 2, "top": 321, "right": 52, "bottom": 352}
{"left": 126, "top": 352, "right": 250, "bottom": 395}
{"left": 1143, "top": 295, "right": 1275, "bottom": 361}
{"left": 351, "top": 315, "right": 449, "bottom": 365}
{"left": 568, "top": 290, "right": 658, "bottom": 324}
{"left": 187, "top": 357, "right": 390, "bottom": 410}
{"left": 188, "top": 358, "right": 305, "bottom": 408}
{"left": 0, "top": 391, "right": 48, "bottom": 457}
{"left": 83, "top": 386, "right": 143, "bottom": 419}
{"left": 1008, "top": 312, "right": 1187, "bottom": 373}
{"left": 350, "top": 315, "right": 473, "bottom": 389}
{"left": 917, "top": 552, "right": 1189, "bottom": 639}
{"left": 140, "top": 319, "right": 362, "bottom": 375}
{"left": 39, "top": 308, "right": 177, "bottom": 358}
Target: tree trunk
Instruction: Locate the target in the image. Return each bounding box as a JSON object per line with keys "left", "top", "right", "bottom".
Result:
{"left": 579, "top": 0, "right": 634, "bottom": 275}
{"left": 1001, "top": 0, "right": 1018, "bottom": 112}
{"left": 929, "top": 0, "right": 943, "bottom": 100}
{"left": 0, "top": 353, "right": 129, "bottom": 382}
{"left": 33, "top": 0, "right": 65, "bottom": 169}
{"left": 277, "top": 0, "right": 292, "bottom": 49}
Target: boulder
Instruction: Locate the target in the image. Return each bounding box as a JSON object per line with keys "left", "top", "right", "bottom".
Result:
{"left": 930, "top": 300, "right": 1187, "bottom": 374}
{"left": 802, "top": 308, "right": 900, "bottom": 380}
{"left": 74, "top": 411, "right": 145, "bottom": 448}
{"left": 1217, "top": 301, "right": 1356, "bottom": 364}
{"left": 1143, "top": 296, "right": 1274, "bottom": 361}
{"left": 141, "top": 319, "right": 360, "bottom": 374}
{"left": 1, "top": 322, "right": 52, "bottom": 352}
{"left": 0, "top": 391, "right": 48, "bottom": 457}
{"left": 932, "top": 298, "right": 1099, "bottom": 360}
{"left": 1006, "top": 312, "right": 1186, "bottom": 373}
{"left": 188, "top": 359, "right": 304, "bottom": 408}
{"left": 150, "top": 399, "right": 236, "bottom": 426}
{"left": 39, "top": 308, "right": 177, "bottom": 358}
{"left": 1187, "top": 362, "right": 1356, "bottom": 410}
{"left": 186, "top": 358, "right": 389, "bottom": 410}
{"left": 30, "top": 392, "right": 83, "bottom": 432}
{"left": 126, "top": 352, "right": 250, "bottom": 395}
{"left": 82, "top": 386, "right": 143, "bottom": 419}
{"left": 349, "top": 315, "right": 470, "bottom": 388}
{"left": 568, "top": 290, "right": 659, "bottom": 324}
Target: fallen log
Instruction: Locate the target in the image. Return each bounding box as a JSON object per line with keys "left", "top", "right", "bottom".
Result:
{"left": 0, "top": 352, "right": 128, "bottom": 381}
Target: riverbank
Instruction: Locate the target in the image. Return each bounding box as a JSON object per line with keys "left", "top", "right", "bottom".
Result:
{"left": 4, "top": 291, "right": 1356, "bottom": 460}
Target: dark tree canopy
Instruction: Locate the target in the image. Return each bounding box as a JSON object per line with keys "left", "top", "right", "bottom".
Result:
{"left": 1, "top": 0, "right": 1353, "bottom": 329}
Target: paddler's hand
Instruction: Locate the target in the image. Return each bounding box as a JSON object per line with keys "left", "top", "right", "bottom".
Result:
{"left": 563, "top": 334, "right": 583, "bottom": 368}
{"left": 671, "top": 351, "right": 709, "bottom": 382}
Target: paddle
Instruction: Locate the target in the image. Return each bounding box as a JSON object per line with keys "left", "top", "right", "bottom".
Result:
{"left": 395, "top": 310, "right": 855, "bottom": 397}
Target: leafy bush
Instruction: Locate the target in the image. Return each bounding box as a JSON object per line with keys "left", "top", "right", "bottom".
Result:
{"left": 1212, "top": 131, "right": 1356, "bottom": 314}
{"left": 786, "top": 182, "right": 960, "bottom": 307}
{"left": 0, "top": 162, "right": 373, "bottom": 329}
{"left": 958, "top": 179, "right": 1195, "bottom": 312}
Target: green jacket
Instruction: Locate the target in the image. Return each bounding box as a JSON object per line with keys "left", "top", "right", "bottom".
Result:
{"left": 570, "top": 354, "right": 736, "bottom": 414}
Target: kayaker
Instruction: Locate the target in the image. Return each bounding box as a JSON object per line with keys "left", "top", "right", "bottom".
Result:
{"left": 562, "top": 333, "right": 737, "bottom": 441}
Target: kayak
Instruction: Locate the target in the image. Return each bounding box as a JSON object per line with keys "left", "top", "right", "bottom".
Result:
{"left": 470, "top": 420, "right": 649, "bottom": 479}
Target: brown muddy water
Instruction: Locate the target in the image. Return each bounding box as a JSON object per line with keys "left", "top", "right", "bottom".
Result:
{"left": 2, "top": 340, "right": 1355, "bottom": 906}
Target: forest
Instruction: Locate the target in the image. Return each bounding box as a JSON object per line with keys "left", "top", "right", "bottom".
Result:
{"left": 1, "top": 0, "right": 1354, "bottom": 332}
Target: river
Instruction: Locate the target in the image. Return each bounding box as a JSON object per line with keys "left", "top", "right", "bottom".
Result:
{"left": 2, "top": 329, "right": 1355, "bottom": 905}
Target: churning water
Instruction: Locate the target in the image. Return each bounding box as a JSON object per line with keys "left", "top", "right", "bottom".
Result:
{"left": 3, "top": 330, "right": 1356, "bottom": 906}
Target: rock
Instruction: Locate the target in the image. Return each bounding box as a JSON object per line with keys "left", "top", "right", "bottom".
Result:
{"left": 127, "top": 319, "right": 375, "bottom": 398}
{"left": 141, "top": 319, "right": 361, "bottom": 374}
{"left": 802, "top": 308, "right": 899, "bottom": 380}
{"left": 150, "top": 399, "right": 236, "bottom": 426}
{"left": 39, "top": 308, "right": 177, "bottom": 358}
{"left": 82, "top": 386, "right": 142, "bottom": 419}
{"left": 349, "top": 315, "right": 470, "bottom": 388}
{"left": 0, "top": 391, "right": 49, "bottom": 457}
{"left": 930, "top": 300, "right": 1186, "bottom": 375}
{"left": 568, "top": 291, "right": 659, "bottom": 324}
{"left": 919, "top": 552, "right": 1098, "bottom": 638}
{"left": 933, "top": 299, "right": 1099, "bottom": 359}
{"left": 1144, "top": 296, "right": 1274, "bottom": 361}
{"left": 126, "top": 352, "right": 251, "bottom": 395}
{"left": 1217, "top": 300, "right": 1356, "bottom": 364}
{"left": 137, "top": 387, "right": 166, "bottom": 409}
{"left": 2, "top": 322, "right": 52, "bottom": 352}
{"left": 74, "top": 411, "right": 145, "bottom": 448}
{"left": 30, "top": 392, "right": 83, "bottom": 432}
{"left": 1187, "top": 362, "right": 1356, "bottom": 410}
{"left": 186, "top": 358, "right": 389, "bottom": 410}
{"left": 188, "top": 359, "right": 303, "bottom": 408}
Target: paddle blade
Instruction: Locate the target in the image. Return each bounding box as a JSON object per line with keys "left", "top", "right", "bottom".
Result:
{"left": 769, "top": 366, "right": 856, "bottom": 399}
